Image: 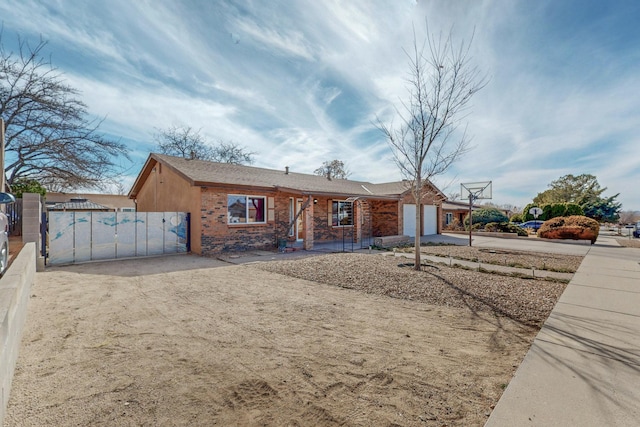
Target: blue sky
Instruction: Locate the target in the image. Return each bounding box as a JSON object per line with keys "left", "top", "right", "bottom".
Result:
{"left": 1, "top": 0, "right": 639, "bottom": 211}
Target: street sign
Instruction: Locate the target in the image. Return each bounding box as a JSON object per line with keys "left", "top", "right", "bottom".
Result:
{"left": 529, "top": 207, "right": 543, "bottom": 218}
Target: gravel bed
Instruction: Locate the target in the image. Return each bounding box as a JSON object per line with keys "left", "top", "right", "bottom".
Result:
{"left": 257, "top": 253, "right": 570, "bottom": 327}
{"left": 615, "top": 237, "right": 640, "bottom": 248}
{"left": 408, "top": 244, "right": 584, "bottom": 272}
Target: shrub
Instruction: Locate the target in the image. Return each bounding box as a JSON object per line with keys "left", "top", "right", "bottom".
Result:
{"left": 444, "top": 218, "right": 464, "bottom": 231}
{"left": 564, "top": 203, "right": 584, "bottom": 216}
{"left": 509, "top": 213, "right": 524, "bottom": 223}
{"left": 538, "top": 215, "right": 599, "bottom": 244}
{"left": 465, "top": 208, "right": 509, "bottom": 228}
{"left": 485, "top": 222, "right": 528, "bottom": 236}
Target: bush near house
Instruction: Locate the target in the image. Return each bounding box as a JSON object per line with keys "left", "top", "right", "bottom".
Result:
{"left": 538, "top": 215, "right": 599, "bottom": 244}
{"left": 485, "top": 222, "right": 529, "bottom": 236}
{"left": 509, "top": 213, "right": 524, "bottom": 223}
{"left": 465, "top": 208, "right": 509, "bottom": 228}
{"left": 444, "top": 218, "right": 464, "bottom": 231}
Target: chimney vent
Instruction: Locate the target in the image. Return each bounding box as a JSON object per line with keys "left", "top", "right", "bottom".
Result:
{"left": 285, "top": 166, "right": 289, "bottom": 175}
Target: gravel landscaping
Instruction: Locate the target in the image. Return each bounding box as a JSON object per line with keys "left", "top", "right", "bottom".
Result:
{"left": 615, "top": 237, "right": 640, "bottom": 248}
{"left": 257, "top": 251, "right": 575, "bottom": 327}
{"left": 414, "top": 244, "right": 583, "bottom": 272}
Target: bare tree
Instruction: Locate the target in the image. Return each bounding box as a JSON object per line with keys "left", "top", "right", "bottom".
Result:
{"left": 377, "top": 27, "right": 486, "bottom": 270}
{"left": 1, "top": 35, "right": 129, "bottom": 190}
{"left": 154, "top": 125, "right": 255, "bottom": 165}
{"left": 154, "top": 125, "right": 213, "bottom": 160}
{"left": 211, "top": 140, "right": 255, "bottom": 165}
{"left": 113, "top": 181, "right": 127, "bottom": 196}
{"left": 314, "top": 159, "right": 350, "bottom": 179}
{"left": 619, "top": 210, "right": 640, "bottom": 225}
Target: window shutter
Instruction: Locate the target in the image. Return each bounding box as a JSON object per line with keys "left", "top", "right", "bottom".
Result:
{"left": 328, "top": 200, "right": 332, "bottom": 226}
{"left": 267, "top": 197, "right": 275, "bottom": 222}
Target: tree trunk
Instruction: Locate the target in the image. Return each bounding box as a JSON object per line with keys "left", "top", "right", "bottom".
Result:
{"left": 414, "top": 204, "right": 421, "bottom": 270}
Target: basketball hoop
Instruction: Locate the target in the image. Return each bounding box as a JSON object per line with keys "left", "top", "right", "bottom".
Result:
{"left": 460, "top": 181, "right": 492, "bottom": 246}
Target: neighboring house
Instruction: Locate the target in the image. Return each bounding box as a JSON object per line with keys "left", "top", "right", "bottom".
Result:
{"left": 441, "top": 200, "right": 480, "bottom": 228}
{"left": 47, "top": 198, "right": 111, "bottom": 212}
{"left": 128, "top": 153, "right": 446, "bottom": 255}
{"left": 441, "top": 201, "right": 512, "bottom": 228}
{"left": 45, "top": 193, "right": 136, "bottom": 212}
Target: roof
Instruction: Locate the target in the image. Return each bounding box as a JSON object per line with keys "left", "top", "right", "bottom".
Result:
{"left": 129, "top": 153, "right": 446, "bottom": 200}
{"left": 442, "top": 201, "right": 481, "bottom": 210}
{"left": 46, "top": 192, "right": 135, "bottom": 210}
{"left": 47, "top": 199, "right": 111, "bottom": 211}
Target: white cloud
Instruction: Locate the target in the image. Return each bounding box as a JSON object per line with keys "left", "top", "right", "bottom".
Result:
{"left": 1, "top": 0, "right": 639, "bottom": 210}
{"left": 232, "top": 17, "right": 315, "bottom": 61}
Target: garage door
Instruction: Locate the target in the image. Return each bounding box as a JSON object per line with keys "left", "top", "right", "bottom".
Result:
{"left": 404, "top": 204, "right": 438, "bottom": 236}
{"left": 403, "top": 204, "right": 416, "bottom": 236}
{"left": 423, "top": 205, "right": 437, "bottom": 235}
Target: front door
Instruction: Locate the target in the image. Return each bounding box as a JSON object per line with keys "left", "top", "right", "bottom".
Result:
{"left": 296, "top": 199, "right": 305, "bottom": 241}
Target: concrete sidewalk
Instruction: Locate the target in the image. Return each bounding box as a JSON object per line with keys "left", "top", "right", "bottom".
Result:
{"left": 486, "top": 236, "right": 640, "bottom": 426}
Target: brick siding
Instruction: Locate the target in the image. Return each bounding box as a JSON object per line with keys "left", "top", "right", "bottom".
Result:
{"left": 370, "top": 200, "right": 399, "bottom": 236}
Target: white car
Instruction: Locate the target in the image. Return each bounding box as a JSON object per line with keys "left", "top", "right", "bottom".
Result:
{"left": 0, "top": 192, "right": 16, "bottom": 275}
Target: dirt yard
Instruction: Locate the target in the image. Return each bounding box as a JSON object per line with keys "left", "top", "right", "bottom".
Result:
{"left": 5, "top": 252, "right": 566, "bottom": 426}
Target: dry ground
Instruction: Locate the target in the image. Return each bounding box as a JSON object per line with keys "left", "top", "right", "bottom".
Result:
{"left": 615, "top": 236, "right": 640, "bottom": 248}
{"left": 5, "top": 250, "right": 579, "bottom": 426}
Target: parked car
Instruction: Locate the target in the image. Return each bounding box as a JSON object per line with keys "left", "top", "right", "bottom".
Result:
{"left": 0, "top": 192, "right": 16, "bottom": 275}
{"left": 634, "top": 222, "right": 640, "bottom": 238}
{"left": 518, "top": 220, "right": 544, "bottom": 231}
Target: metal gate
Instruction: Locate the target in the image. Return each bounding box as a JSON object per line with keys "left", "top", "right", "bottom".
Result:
{"left": 47, "top": 211, "right": 189, "bottom": 265}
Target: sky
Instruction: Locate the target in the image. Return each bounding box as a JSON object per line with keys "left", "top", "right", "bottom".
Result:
{"left": 1, "top": 0, "right": 639, "bottom": 211}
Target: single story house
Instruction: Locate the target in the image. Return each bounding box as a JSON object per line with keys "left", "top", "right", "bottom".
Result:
{"left": 47, "top": 197, "right": 111, "bottom": 212}
{"left": 128, "top": 153, "right": 446, "bottom": 255}
{"left": 442, "top": 201, "right": 513, "bottom": 229}
{"left": 442, "top": 200, "right": 479, "bottom": 228}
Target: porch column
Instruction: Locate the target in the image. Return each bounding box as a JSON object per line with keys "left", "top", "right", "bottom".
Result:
{"left": 398, "top": 201, "right": 404, "bottom": 236}
{"left": 303, "top": 198, "right": 314, "bottom": 250}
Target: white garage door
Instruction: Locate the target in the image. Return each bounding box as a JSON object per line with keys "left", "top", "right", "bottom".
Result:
{"left": 404, "top": 204, "right": 438, "bottom": 236}
{"left": 403, "top": 204, "right": 416, "bottom": 236}
{"left": 423, "top": 205, "right": 437, "bottom": 235}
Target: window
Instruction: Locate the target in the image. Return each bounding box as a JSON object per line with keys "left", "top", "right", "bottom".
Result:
{"left": 228, "top": 195, "right": 266, "bottom": 224}
{"left": 445, "top": 212, "right": 453, "bottom": 225}
{"left": 332, "top": 201, "right": 353, "bottom": 226}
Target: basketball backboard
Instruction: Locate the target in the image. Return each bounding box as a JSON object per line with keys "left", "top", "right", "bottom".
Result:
{"left": 461, "top": 181, "right": 492, "bottom": 200}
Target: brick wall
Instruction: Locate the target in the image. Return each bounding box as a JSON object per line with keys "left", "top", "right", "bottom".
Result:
{"left": 197, "top": 189, "right": 409, "bottom": 254}
{"left": 200, "top": 188, "right": 278, "bottom": 253}
{"left": 313, "top": 197, "right": 358, "bottom": 243}
{"left": 370, "top": 200, "right": 399, "bottom": 236}
{"left": 199, "top": 188, "right": 306, "bottom": 254}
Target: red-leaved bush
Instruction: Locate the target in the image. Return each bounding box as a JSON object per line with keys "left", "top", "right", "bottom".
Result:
{"left": 538, "top": 215, "right": 599, "bottom": 244}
